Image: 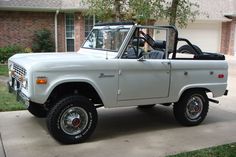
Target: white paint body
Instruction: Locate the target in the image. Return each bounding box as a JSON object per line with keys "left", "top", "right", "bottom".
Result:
{"left": 8, "top": 24, "right": 228, "bottom": 108}
{"left": 8, "top": 48, "right": 228, "bottom": 108}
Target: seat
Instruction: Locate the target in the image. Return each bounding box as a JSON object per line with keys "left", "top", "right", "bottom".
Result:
{"left": 127, "top": 39, "right": 145, "bottom": 59}
{"left": 148, "top": 50, "right": 164, "bottom": 59}
{"left": 127, "top": 47, "right": 137, "bottom": 59}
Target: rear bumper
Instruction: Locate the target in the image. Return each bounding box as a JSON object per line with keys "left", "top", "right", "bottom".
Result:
{"left": 224, "top": 90, "right": 228, "bottom": 96}
{"left": 8, "top": 81, "right": 30, "bottom": 108}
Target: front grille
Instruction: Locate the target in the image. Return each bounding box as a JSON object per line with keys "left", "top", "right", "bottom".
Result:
{"left": 13, "top": 64, "right": 26, "bottom": 77}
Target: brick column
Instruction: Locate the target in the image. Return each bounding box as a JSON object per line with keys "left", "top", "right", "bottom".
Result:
{"left": 57, "top": 13, "right": 65, "bottom": 52}
{"left": 220, "top": 19, "right": 236, "bottom": 55}
{"left": 229, "top": 19, "right": 236, "bottom": 55}
{"left": 74, "top": 12, "right": 85, "bottom": 52}
{"left": 231, "top": 19, "right": 236, "bottom": 55}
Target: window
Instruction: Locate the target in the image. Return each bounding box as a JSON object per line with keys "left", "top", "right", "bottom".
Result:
{"left": 84, "top": 16, "right": 98, "bottom": 37}
{"left": 122, "top": 27, "right": 169, "bottom": 59}
{"left": 83, "top": 27, "right": 130, "bottom": 52}
{"left": 65, "top": 13, "right": 75, "bottom": 52}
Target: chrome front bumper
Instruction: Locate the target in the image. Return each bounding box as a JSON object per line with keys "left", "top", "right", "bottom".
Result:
{"left": 8, "top": 81, "right": 30, "bottom": 108}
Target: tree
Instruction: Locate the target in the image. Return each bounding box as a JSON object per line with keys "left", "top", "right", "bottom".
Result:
{"left": 128, "top": 0, "right": 166, "bottom": 24}
{"left": 32, "top": 29, "right": 54, "bottom": 52}
{"left": 84, "top": 0, "right": 199, "bottom": 28}
{"left": 166, "top": 0, "right": 199, "bottom": 28}
{"left": 83, "top": 0, "right": 165, "bottom": 24}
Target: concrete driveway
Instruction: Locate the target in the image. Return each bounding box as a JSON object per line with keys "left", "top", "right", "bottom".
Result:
{"left": 1, "top": 56, "right": 236, "bottom": 157}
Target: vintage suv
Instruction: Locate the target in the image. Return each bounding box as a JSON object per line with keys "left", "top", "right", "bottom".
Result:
{"left": 8, "top": 22, "right": 228, "bottom": 144}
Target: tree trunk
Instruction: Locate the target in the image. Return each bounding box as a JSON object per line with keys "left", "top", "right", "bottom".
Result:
{"left": 168, "top": 0, "right": 179, "bottom": 57}
{"left": 169, "top": 0, "right": 179, "bottom": 25}
{"left": 114, "top": 0, "right": 121, "bottom": 22}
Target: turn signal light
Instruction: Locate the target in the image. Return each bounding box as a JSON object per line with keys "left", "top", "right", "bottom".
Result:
{"left": 36, "top": 77, "right": 48, "bottom": 84}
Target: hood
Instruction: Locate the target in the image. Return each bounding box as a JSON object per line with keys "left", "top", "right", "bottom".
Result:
{"left": 9, "top": 49, "right": 118, "bottom": 70}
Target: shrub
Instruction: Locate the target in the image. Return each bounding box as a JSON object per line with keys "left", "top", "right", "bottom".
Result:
{"left": 24, "top": 47, "right": 32, "bottom": 53}
{"left": 32, "top": 29, "right": 55, "bottom": 52}
{"left": 0, "top": 45, "right": 23, "bottom": 64}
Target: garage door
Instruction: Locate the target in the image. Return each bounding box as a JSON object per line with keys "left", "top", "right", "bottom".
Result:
{"left": 178, "top": 21, "right": 222, "bottom": 53}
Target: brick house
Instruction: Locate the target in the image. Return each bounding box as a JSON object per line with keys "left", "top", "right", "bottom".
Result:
{"left": 0, "top": 0, "right": 91, "bottom": 52}
{"left": 176, "top": 0, "right": 236, "bottom": 56}
{"left": 0, "top": 0, "right": 236, "bottom": 55}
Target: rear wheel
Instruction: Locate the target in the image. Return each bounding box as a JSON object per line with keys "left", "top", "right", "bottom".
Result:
{"left": 47, "top": 95, "right": 97, "bottom": 144}
{"left": 173, "top": 90, "right": 209, "bottom": 126}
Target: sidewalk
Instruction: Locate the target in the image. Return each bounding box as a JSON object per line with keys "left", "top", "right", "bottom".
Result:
{"left": 0, "top": 133, "right": 6, "bottom": 157}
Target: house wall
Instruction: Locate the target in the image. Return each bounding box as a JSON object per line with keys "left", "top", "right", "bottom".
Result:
{"left": 221, "top": 22, "right": 231, "bottom": 55}
{"left": 74, "top": 12, "right": 85, "bottom": 51}
{"left": 234, "top": 22, "right": 236, "bottom": 55}
{"left": 57, "top": 13, "right": 66, "bottom": 52}
{"left": 231, "top": 19, "right": 236, "bottom": 56}
{"left": 221, "top": 19, "right": 236, "bottom": 55}
{"left": 158, "top": 21, "right": 222, "bottom": 53}
{"left": 0, "top": 11, "right": 85, "bottom": 52}
{"left": 0, "top": 11, "right": 56, "bottom": 51}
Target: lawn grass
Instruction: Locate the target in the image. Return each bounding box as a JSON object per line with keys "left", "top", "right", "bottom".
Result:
{"left": 168, "top": 143, "right": 236, "bottom": 157}
{"left": 0, "top": 64, "right": 8, "bottom": 76}
{"left": 0, "top": 82, "right": 25, "bottom": 111}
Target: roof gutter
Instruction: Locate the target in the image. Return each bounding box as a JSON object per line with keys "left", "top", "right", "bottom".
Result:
{"left": 0, "top": 6, "right": 87, "bottom": 12}
{"left": 55, "top": 10, "right": 59, "bottom": 52}
{"left": 224, "top": 13, "right": 236, "bottom": 19}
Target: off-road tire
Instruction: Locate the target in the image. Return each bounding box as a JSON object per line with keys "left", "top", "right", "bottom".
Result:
{"left": 47, "top": 95, "right": 97, "bottom": 144}
{"left": 178, "top": 44, "right": 202, "bottom": 55}
{"left": 173, "top": 90, "right": 209, "bottom": 126}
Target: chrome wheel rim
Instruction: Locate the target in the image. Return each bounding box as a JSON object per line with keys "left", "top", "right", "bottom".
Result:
{"left": 186, "top": 96, "right": 203, "bottom": 120}
{"left": 60, "top": 106, "right": 88, "bottom": 135}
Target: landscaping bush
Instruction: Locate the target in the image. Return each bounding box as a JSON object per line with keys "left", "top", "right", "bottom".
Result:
{"left": 0, "top": 45, "right": 23, "bottom": 64}
{"left": 32, "top": 29, "right": 55, "bottom": 52}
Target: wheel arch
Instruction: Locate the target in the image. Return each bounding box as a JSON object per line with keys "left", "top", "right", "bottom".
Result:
{"left": 174, "top": 88, "right": 209, "bottom": 126}
{"left": 46, "top": 81, "right": 104, "bottom": 109}
{"left": 178, "top": 87, "right": 210, "bottom": 102}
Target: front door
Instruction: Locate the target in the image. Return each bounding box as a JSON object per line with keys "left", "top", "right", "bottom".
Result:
{"left": 117, "top": 59, "right": 171, "bottom": 101}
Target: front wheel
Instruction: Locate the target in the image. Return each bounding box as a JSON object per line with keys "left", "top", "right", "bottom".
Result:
{"left": 47, "top": 95, "right": 97, "bottom": 144}
{"left": 173, "top": 90, "right": 209, "bottom": 126}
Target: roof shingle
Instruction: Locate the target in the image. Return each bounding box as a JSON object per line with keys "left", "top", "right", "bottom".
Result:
{"left": 0, "top": 0, "right": 235, "bottom": 20}
{"left": 0, "top": 0, "right": 87, "bottom": 11}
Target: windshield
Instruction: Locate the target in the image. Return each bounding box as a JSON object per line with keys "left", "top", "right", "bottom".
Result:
{"left": 82, "top": 26, "right": 130, "bottom": 52}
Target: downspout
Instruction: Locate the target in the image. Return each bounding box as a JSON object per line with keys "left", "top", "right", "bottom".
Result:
{"left": 55, "top": 10, "right": 59, "bottom": 52}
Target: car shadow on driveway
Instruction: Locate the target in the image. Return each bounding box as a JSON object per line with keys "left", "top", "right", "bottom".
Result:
{"left": 32, "top": 104, "right": 236, "bottom": 143}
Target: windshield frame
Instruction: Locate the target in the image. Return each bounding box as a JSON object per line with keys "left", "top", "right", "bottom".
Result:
{"left": 81, "top": 25, "right": 133, "bottom": 53}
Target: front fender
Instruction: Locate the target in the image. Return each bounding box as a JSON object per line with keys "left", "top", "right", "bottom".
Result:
{"left": 31, "top": 75, "right": 105, "bottom": 105}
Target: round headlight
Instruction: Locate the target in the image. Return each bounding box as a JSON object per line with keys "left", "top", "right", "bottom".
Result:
{"left": 22, "top": 79, "right": 28, "bottom": 89}
{"left": 9, "top": 63, "right": 14, "bottom": 71}
{"left": 9, "top": 64, "right": 14, "bottom": 76}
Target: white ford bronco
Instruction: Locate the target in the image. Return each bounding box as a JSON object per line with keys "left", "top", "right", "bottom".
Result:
{"left": 8, "top": 22, "right": 228, "bottom": 144}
